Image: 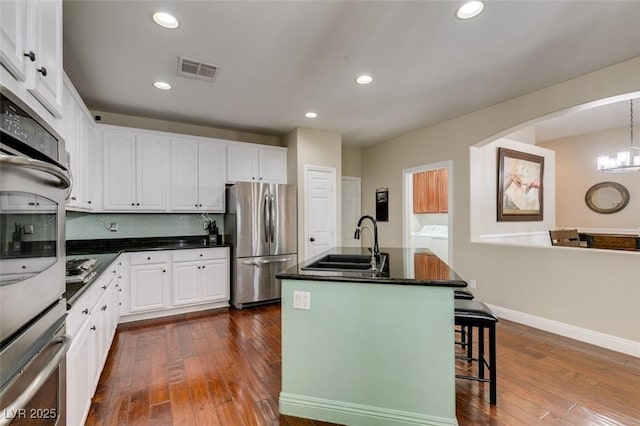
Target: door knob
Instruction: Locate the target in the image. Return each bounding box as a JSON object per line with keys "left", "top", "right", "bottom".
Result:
{"left": 310, "top": 237, "right": 315, "bottom": 242}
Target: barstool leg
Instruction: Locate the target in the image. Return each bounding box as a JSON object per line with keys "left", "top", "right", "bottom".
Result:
{"left": 467, "top": 326, "right": 473, "bottom": 361}
{"left": 478, "top": 325, "right": 485, "bottom": 380}
{"left": 489, "top": 323, "right": 497, "bottom": 405}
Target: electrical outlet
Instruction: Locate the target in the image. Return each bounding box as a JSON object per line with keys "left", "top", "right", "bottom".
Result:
{"left": 293, "top": 291, "right": 311, "bottom": 310}
{"left": 470, "top": 279, "right": 477, "bottom": 289}
{"left": 109, "top": 223, "right": 118, "bottom": 232}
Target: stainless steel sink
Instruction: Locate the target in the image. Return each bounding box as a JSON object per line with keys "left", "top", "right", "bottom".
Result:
{"left": 302, "top": 254, "right": 386, "bottom": 273}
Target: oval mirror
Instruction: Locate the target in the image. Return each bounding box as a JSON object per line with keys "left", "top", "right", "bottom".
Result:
{"left": 584, "top": 182, "right": 630, "bottom": 214}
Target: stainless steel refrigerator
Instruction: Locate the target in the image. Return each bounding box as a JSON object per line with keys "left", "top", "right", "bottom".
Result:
{"left": 225, "top": 183, "right": 297, "bottom": 308}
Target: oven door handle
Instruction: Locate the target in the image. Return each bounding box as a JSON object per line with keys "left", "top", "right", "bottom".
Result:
{"left": 0, "top": 155, "right": 72, "bottom": 193}
{"left": 0, "top": 335, "right": 71, "bottom": 426}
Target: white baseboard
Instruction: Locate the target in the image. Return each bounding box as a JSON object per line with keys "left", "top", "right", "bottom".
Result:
{"left": 488, "top": 304, "right": 640, "bottom": 358}
{"left": 118, "top": 300, "right": 229, "bottom": 323}
{"left": 280, "top": 393, "right": 458, "bottom": 426}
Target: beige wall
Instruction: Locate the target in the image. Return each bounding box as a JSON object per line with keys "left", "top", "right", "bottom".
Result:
{"left": 470, "top": 138, "right": 556, "bottom": 239}
{"left": 285, "top": 127, "right": 342, "bottom": 261}
{"left": 342, "top": 147, "right": 362, "bottom": 177}
{"left": 539, "top": 126, "right": 640, "bottom": 230}
{"left": 361, "top": 56, "right": 640, "bottom": 346}
{"left": 91, "top": 109, "right": 281, "bottom": 146}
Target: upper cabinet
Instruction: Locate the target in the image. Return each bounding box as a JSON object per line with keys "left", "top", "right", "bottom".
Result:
{"left": 413, "top": 168, "right": 448, "bottom": 214}
{"left": 63, "top": 76, "right": 95, "bottom": 210}
{"left": 171, "top": 137, "right": 226, "bottom": 212}
{"left": 0, "top": 0, "right": 63, "bottom": 118}
{"left": 103, "top": 130, "right": 169, "bottom": 211}
{"left": 227, "top": 144, "right": 287, "bottom": 184}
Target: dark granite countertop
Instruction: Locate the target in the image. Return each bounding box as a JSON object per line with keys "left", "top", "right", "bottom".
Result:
{"left": 65, "top": 236, "right": 231, "bottom": 307}
{"left": 276, "top": 246, "right": 467, "bottom": 287}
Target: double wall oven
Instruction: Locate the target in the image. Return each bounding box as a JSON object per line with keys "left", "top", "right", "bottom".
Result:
{"left": 0, "top": 89, "right": 71, "bottom": 425}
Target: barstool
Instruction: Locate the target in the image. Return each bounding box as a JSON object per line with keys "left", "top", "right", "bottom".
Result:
{"left": 454, "top": 287, "right": 474, "bottom": 359}
{"left": 454, "top": 299, "right": 498, "bottom": 405}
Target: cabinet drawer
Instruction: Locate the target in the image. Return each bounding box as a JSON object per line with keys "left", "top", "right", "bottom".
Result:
{"left": 67, "top": 278, "right": 104, "bottom": 336}
{"left": 172, "top": 247, "right": 228, "bottom": 262}
{"left": 129, "top": 251, "right": 171, "bottom": 265}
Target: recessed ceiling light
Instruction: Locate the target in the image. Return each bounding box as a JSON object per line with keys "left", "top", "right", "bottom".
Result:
{"left": 305, "top": 112, "right": 318, "bottom": 119}
{"left": 355, "top": 75, "right": 373, "bottom": 85}
{"left": 153, "top": 81, "right": 172, "bottom": 90}
{"left": 152, "top": 12, "right": 179, "bottom": 29}
{"left": 456, "top": 1, "right": 484, "bottom": 20}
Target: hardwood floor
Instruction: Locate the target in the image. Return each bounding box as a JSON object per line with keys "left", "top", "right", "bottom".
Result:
{"left": 86, "top": 304, "right": 640, "bottom": 426}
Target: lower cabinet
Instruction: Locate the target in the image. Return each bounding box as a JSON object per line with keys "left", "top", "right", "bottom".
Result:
{"left": 121, "top": 247, "right": 229, "bottom": 322}
{"left": 66, "top": 258, "right": 121, "bottom": 426}
{"left": 172, "top": 249, "right": 229, "bottom": 306}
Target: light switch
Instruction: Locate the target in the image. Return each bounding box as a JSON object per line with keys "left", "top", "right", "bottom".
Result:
{"left": 293, "top": 290, "right": 311, "bottom": 310}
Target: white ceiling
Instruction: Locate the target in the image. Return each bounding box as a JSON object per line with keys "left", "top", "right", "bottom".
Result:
{"left": 62, "top": 1, "right": 640, "bottom": 148}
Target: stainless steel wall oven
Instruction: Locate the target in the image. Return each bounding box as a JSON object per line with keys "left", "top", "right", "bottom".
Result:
{"left": 1, "top": 89, "right": 71, "bottom": 425}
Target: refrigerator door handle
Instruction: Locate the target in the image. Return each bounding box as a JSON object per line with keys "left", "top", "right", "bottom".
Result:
{"left": 241, "top": 257, "right": 293, "bottom": 266}
{"left": 270, "top": 194, "right": 275, "bottom": 243}
{"left": 263, "top": 193, "right": 270, "bottom": 243}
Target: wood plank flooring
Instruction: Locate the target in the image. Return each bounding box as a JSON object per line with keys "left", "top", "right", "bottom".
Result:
{"left": 86, "top": 304, "right": 640, "bottom": 425}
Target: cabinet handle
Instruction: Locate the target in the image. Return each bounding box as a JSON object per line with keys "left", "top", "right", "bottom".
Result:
{"left": 88, "top": 201, "right": 92, "bottom": 204}
{"left": 118, "top": 275, "right": 122, "bottom": 279}
{"left": 37, "top": 67, "right": 47, "bottom": 77}
{"left": 199, "top": 254, "right": 203, "bottom": 257}
{"left": 259, "top": 177, "right": 263, "bottom": 180}
{"left": 118, "top": 289, "right": 122, "bottom": 292}
{"left": 90, "top": 326, "right": 96, "bottom": 331}
{"left": 118, "top": 302, "right": 122, "bottom": 306}
{"left": 102, "top": 285, "right": 107, "bottom": 290}
{"left": 112, "top": 270, "right": 116, "bottom": 274}
{"left": 195, "top": 204, "right": 198, "bottom": 207}
{"left": 162, "top": 269, "right": 166, "bottom": 273}
{"left": 202, "top": 265, "right": 206, "bottom": 269}
{"left": 131, "top": 203, "right": 135, "bottom": 206}
{"left": 82, "top": 308, "right": 89, "bottom": 315}
{"left": 70, "top": 197, "right": 76, "bottom": 201}
{"left": 102, "top": 305, "right": 107, "bottom": 311}
{"left": 136, "top": 203, "right": 140, "bottom": 206}
{"left": 147, "top": 257, "right": 151, "bottom": 260}
{"left": 24, "top": 51, "right": 35, "bottom": 62}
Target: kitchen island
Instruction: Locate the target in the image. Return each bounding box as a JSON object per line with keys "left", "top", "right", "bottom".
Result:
{"left": 276, "top": 247, "right": 467, "bottom": 426}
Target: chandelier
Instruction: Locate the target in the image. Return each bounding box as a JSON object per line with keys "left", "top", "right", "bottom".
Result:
{"left": 597, "top": 99, "right": 640, "bottom": 172}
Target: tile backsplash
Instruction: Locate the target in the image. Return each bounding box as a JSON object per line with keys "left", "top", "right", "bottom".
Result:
{"left": 66, "top": 212, "right": 223, "bottom": 240}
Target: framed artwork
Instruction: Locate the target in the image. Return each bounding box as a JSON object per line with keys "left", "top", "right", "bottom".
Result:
{"left": 497, "top": 148, "right": 544, "bottom": 221}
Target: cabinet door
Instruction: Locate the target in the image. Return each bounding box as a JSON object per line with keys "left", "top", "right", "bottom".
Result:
{"left": 227, "top": 145, "right": 258, "bottom": 182}
{"left": 170, "top": 138, "right": 199, "bottom": 211}
{"left": 136, "top": 135, "right": 168, "bottom": 210}
{"left": 172, "top": 261, "right": 200, "bottom": 306}
{"left": 129, "top": 263, "right": 169, "bottom": 313}
{"left": 0, "top": 0, "right": 28, "bottom": 81}
{"left": 26, "top": 0, "right": 63, "bottom": 118}
{"left": 425, "top": 170, "right": 440, "bottom": 213}
{"left": 259, "top": 148, "right": 286, "bottom": 183}
{"left": 65, "top": 95, "right": 82, "bottom": 207}
{"left": 79, "top": 114, "right": 95, "bottom": 209}
{"left": 413, "top": 172, "right": 427, "bottom": 214}
{"left": 66, "top": 322, "right": 92, "bottom": 426}
{"left": 201, "top": 258, "right": 229, "bottom": 302}
{"left": 198, "top": 141, "right": 226, "bottom": 211}
{"left": 438, "top": 168, "right": 448, "bottom": 213}
{"left": 103, "top": 131, "right": 136, "bottom": 210}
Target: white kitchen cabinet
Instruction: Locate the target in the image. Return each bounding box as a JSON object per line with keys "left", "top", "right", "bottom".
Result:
{"left": 171, "top": 137, "right": 225, "bottom": 212}
{"left": 227, "top": 144, "right": 287, "bottom": 184}
{"left": 172, "top": 248, "right": 229, "bottom": 306}
{"left": 0, "top": 0, "right": 28, "bottom": 82}
{"left": 103, "top": 129, "right": 169, "bottom": 211}
{"left": 128, "top": 252, "right": 171, "bottom": 313}
{"left": 66, "top": 256, "right": 121, "bottom": 426}
{"left": 66, "top": 320, "right": 92, "bottom": 426}
{"left": 1, "top": 0, "right": 63, "bottom": 118}
{"left": 63, "top": 76, "right": 95, "bottom": 210}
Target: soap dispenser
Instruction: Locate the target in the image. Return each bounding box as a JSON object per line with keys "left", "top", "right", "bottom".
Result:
{"left": 209, "top": 220, "right": 219, "bottom": 245}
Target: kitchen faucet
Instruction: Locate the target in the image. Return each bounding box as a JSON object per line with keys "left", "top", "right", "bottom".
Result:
{"left": 354, "top": 215, "right": 380, "bottom": 260}
{"left": 356, "top": 226, "right": 377, "bottom": 270}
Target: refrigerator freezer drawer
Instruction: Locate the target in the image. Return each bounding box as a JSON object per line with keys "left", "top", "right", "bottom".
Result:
{"left": 232, "top": 254, "right": 298, "bottom": 309}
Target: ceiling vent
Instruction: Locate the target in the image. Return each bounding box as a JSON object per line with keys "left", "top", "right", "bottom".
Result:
{"left": 177, "top": 57, "right": 219, "bottom": 82}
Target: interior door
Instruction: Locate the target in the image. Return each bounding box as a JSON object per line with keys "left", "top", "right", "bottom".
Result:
{"left": 341, "top": 177, "right": 361, "bottom": 247}
{"left": 304, "top": 166, "right": 336, "bottom": 260}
